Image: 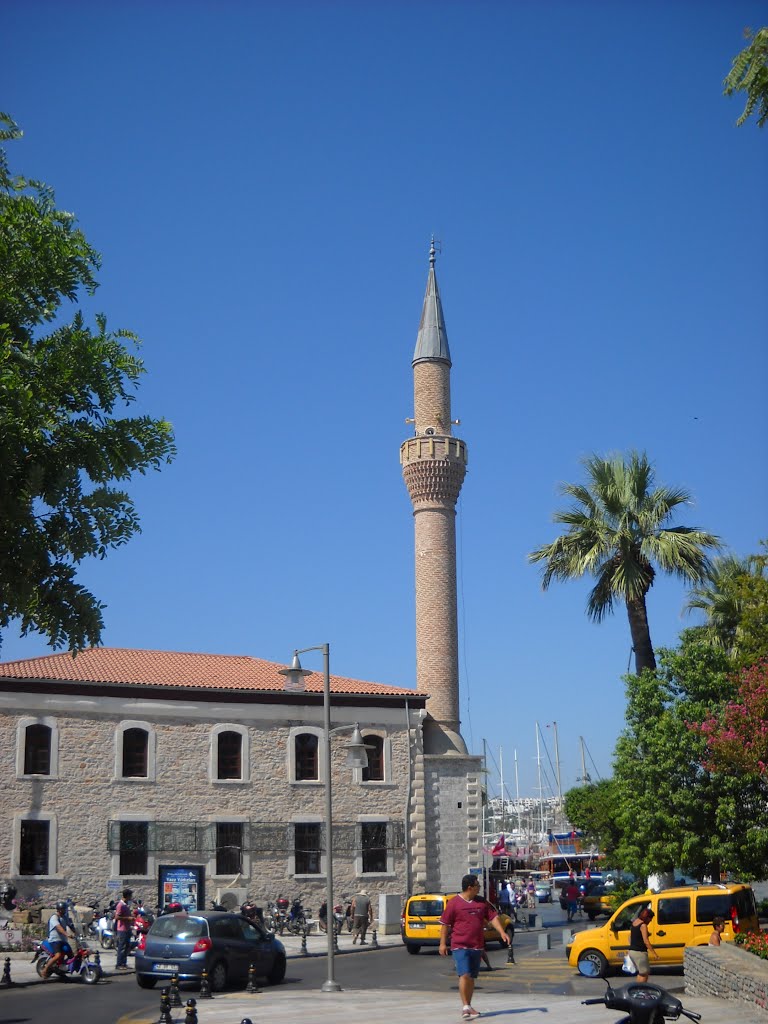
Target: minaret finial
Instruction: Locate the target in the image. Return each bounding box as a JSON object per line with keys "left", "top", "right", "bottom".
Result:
{"left": 429, "top": 236, "right": 436, "bottom": 265}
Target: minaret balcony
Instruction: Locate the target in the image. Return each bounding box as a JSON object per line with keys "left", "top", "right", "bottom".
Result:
{"left": 399, "top": 435, "right": 468, "bottom": 468}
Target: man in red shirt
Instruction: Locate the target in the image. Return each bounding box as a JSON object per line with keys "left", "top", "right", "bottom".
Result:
{"left": 440, "top": 875, "right": 511, "bottom": 1020}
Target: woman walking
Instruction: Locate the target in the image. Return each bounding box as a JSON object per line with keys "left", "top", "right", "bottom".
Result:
{"left": 629, "top": 906, "right": 659, "bottom": 982}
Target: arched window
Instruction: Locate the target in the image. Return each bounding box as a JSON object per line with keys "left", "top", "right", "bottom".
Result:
{"left": 217, "top": 731, "right": 242, "bottom": 780}
{"left": 362, "top": 734, "right": 385, "bottom": 782}
{"left": 24, "top": 724, "right": 52, "bottom": 775}
{"left": 122, "top": 728, "right": 149, "bottom": 778}
{"left": 295, "top": 733, "right": 319, "bottom": 781}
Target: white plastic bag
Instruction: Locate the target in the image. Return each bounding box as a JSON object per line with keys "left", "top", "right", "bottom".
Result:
{"left": 622, "top": 952, "right": 638, "bottom": 974}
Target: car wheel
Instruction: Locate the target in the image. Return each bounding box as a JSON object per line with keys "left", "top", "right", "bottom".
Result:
{"left": 587, "top": 910, "right": 597, "bottom": 921}
{"left": 406, "top": 944, "right": 421, "bottom": 955}
{"left": 578, "top": 949, "right": 608, "bottom": 977}
{"left": 267, "top": 952, "right": 286, "bottom": 985}
{"left": 136, "top": 975, "right": 158, "bottom": 989}
{"left": 209, "top": 960, "right": 228, "bottom": 992}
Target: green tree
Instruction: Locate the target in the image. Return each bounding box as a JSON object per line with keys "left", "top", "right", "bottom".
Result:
{"left": 685, "top": 545, "right": 768, "bottom": 667}
{"left": 529, "top": 451, "right": 720, "bottom": 674}
{"left": 0, "top": 113, "right": 175, "bottom": 652}
{"left": 563, "top": 779, "right": 623, "bottom": 859}
{"left": 612, "top": 635, "right": 735, "bottom": 880}
{"left": 724, "top": 27, "right": 768, "bottom": 128}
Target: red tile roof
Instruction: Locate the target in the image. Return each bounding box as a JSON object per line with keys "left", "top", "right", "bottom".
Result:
{"left": 0, "top": 647, "right": 419, "bottom": 698}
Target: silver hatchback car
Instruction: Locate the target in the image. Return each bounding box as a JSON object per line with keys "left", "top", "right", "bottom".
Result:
{"left": 135, "top": 911, "right": 286, "bottom": 991}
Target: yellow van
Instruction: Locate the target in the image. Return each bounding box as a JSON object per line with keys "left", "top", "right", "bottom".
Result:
{"left": 566, "top": 882, "right": 758, "bottom": 975}
{"left": 401, "top": 892, "right": 515, "bottom": 955}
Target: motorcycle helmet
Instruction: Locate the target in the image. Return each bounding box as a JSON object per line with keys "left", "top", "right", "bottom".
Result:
{"left": 55, "top": 900, "right": 67, "bottom": 914}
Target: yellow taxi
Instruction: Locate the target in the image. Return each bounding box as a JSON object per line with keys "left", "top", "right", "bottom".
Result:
{"left": 401, "top": 892, "right": 515, "bottom": 955}
{"left": 566, "top": 882, "right": 758, "bottom": 975}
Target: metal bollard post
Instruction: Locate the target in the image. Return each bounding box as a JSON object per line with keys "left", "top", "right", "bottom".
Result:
{"left": 370, "top": 928, "right": 379, "bottom": 949}
{"left": 158, "top": 988, "right": 174, "bottom": 1024}
{"left": 93, "top": 950, "right": 101, "bottom": 968}
{"left": 245, "top": 963, "right": 260, "bottom": 993}
{"left": 300, "top": 928, "right": 309, "bottom": 956}
{"left": 1, "top": 957, "right": 12, "bottom": 985}
{"left": 168, "top": 973, "right": 182, "bottom": 1006}
{"left": 240, "top": 1019, "right": 254, "bottom": 1024}
{"left": 333, "top": 929, "right": 339, "bottom": 953}
{"left": 185, "top": 999, "right": 198, "bottom": 1024}
{"left": 507, "top": 942, "right": 516, "bottom": 965}
{"left": 198, "top": 969, "right": 213, "bottom": 998}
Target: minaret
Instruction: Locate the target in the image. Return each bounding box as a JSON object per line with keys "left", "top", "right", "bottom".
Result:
{"left": 401, "top": 241, "right": 469, "bottom": 756}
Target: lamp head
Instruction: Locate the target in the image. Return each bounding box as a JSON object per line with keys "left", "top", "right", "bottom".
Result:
{"left": 279, "top": 651, "right": 312, "bottom": 692}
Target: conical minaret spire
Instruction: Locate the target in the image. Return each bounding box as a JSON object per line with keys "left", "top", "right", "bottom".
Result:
{"left": 400, "top": 242, "right": 469, "bottom": 755}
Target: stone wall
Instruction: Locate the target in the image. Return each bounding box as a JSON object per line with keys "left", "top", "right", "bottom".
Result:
{"left": 1, "top": 694, "right": 412, "bottom": 910}
{"left": 685, "top": 944, "right": 768, "bottom": 1014}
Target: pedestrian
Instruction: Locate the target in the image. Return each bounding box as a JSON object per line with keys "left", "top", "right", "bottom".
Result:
{"left": 709, "top": 915, "right": 726, "bottom": 945}
{"left": 564, "top": 879, "right": 579, "bottom": 922}
{"left": 351, "top": 889, "right": 373, "bottom": 944}
{"left": 526, "top": 877, "right": 536, "bottom": 909}
{"left": 318, "top": 899, "right": 328, "bottom": 932}
{"left": 498, "top": 881, "right": 512, "bottom": 914}
{"left": 114, "top": 888, "right": 135, "bottom": 971}
{"left": 629, "top": 906, "right": 659, "bottom": 982}
{"left": 439, "top": 874, "right": 511, "bottom": 1020}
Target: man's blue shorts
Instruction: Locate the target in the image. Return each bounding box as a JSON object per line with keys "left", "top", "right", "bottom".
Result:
{"left": 452, "top": 947, "right": 482, "bottom": 978}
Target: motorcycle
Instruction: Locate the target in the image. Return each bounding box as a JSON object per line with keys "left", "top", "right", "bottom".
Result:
{"left": 286, "top": 893, "right": 308, "bottom": 935}
{"left": 32, "top": 939, "right": 103, "bottom": 984}
{"left": 274, "top": 894, "right": 290, "bottom": 934}
{"left": 578, "top": 960, "right": 702, "bottom": 1024}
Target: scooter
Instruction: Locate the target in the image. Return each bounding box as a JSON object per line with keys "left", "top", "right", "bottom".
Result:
{"left": 32, "top": 939, "right": 102, "bottom": 984}
{"left": 578, "top": 960, "right": 703, "bottom": 1024}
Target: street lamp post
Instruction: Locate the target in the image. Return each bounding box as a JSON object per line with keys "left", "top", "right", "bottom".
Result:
{"left": 280, "top": 644, "right": 370, "bottom": 993}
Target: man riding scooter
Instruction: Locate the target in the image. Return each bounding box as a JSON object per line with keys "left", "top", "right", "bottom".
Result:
{"left": 42, "top": 901, "right": 77, "bottom": 978}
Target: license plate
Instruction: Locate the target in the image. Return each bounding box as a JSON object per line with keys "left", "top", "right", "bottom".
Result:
{"left": 410, "top": 922, "right": 426, "bottom": 929}
{"left": 154, "top": 963, "right": 179, "bottom": 972}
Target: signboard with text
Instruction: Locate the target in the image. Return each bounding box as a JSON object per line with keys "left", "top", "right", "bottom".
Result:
{"left": 157, "top": 865, "right": 205, "bottom": 912}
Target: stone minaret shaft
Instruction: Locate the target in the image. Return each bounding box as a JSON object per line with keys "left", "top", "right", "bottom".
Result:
{"left": 401, "top": 243, "right": 468, "bottom": 756}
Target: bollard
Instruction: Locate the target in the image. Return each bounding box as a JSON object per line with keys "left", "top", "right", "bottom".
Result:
{"left": 241, "top": 1020, "right": 254, "bottom": 1024}
{"left": 169, "top": 973, "right": 182, "bottom": 1006}
{"left": 506, "top": 942, "right": 516, "bottom": 965}
{"left": 185, "top": 998, "right": 198, "bottom": 1024}
{"left": 537, "top": 932, "right": 551, "bottom": 952}
{"left": 245, "top": 963, "right": 260, "bottom": 993}
{"left": 158, "top": 988, "right": 174, "bottom": 1024}
{"left": 562, "top": 928, "right": 574, "bottom": 947}
{"left": 370, "top": 928, "right": 379, "bottom": 949}
{"left": 300, "top": 927, "right": 308, "bottom": 956}
{"left": 1, "top": 957, "right": 12, "bottom": 985}
{"left": 93, "top": 950, "right": 101, "bottom": 968}
{"left": 333, "top": 930, "right": 339, "bottom": 953}
{"left": 198, "top": 969, "right": 212, "bottom": 999}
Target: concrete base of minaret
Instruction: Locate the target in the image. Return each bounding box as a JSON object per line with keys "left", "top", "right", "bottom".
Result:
{"left": 422, "top": 716, "right": 468, "bottom": 756}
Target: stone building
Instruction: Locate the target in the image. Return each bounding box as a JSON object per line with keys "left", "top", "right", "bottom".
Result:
{"left": 0, "top": 244, "right": 482, "bottom": 908}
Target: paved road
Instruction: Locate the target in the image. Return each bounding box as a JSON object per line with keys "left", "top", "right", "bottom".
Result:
{"left": 2, "top": 903, "right": 763, "bottom": 1024}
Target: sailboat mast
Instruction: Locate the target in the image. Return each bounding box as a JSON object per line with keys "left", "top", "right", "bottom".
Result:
{"left": 514, "top": 748, "right": 521, "bottom": 834}
{"left": 535, "top": 722, "right": 544, "bottom": 834}
{"left": 553, "top": 720, "right": 563, "bottom": 827}
{"left": 500, "top": 747, "right": 505, "bottom": 834}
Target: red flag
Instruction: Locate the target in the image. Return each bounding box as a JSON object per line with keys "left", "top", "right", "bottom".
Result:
{"left": 491, "top": 834, "right": 506, "bottom": 857}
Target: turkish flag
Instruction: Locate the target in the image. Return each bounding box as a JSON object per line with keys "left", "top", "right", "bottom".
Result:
{"left": 491, "top": 834, "right": 507, "bottom": 857}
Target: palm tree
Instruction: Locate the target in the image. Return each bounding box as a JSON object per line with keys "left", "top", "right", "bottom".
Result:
{"left": 684, "top": 554, "right": 750, "bottom": 650}
{"left": 529, "top": 451, "right": 720, "bottom": 674}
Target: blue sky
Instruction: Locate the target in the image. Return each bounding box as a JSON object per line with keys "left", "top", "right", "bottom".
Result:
{"left": 4, "top": 0, "right": 767, "bottom": 799}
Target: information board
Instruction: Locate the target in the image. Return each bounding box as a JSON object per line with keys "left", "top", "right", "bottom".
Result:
{"left": 157, "top": 865, "right": 205, "bottom": 912}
